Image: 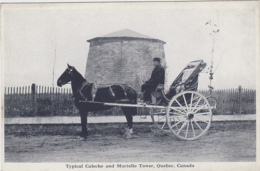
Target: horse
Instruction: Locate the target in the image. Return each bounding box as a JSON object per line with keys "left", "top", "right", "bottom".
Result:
{"left": 57, "top": 64, "right": 137, "bottom": 139}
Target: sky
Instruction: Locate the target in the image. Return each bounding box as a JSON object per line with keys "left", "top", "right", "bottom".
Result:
{"left": 2, "top": 2, "right": 259, "bottom": 90}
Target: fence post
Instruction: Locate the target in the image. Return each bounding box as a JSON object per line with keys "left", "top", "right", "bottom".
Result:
{"left": 32, "top": 83, "right": 37, "bottom": 116}
{"left": 238, "top": 85, "right": 242, "bottom": 114}
{"left": 51, "top": 87, "right": 55, "bottom": 116}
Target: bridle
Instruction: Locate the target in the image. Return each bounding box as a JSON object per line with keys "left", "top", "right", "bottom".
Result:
{"left": 60, "top": 67, "right": 73, "bottom": 86}
{"left": 67, "top": 67, "right": 73, "bottom": 75}
{"left": 63, "top": 67, "right": 88, "bottom": 99}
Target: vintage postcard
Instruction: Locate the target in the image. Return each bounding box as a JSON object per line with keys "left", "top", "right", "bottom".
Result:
{"left": 1, "top": 1, "right": 259, "bottom": 171}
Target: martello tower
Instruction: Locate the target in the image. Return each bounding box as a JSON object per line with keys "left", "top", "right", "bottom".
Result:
{"left": 85, "top": 29, "right": 166, "bottom": 91}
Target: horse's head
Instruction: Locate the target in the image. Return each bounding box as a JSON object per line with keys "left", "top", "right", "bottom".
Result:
{"left": 57, "top": 64, "right": 74, "bottom": 87}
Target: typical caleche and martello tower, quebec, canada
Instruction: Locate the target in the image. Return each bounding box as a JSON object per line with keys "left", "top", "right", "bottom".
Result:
{"left": 85, "top": 29, "right": 167, "bottom": 91}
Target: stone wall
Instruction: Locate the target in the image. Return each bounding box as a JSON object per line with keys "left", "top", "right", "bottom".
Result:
{"left": 85, "top": 38, "right": 166, "bottom": 91}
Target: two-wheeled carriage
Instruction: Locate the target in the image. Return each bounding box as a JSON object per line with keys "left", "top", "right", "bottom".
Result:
{"left": 77, "top": 60, "right": 217, "bottom": 141}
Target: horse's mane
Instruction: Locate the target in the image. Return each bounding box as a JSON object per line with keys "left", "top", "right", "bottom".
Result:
{"left": 72, "top": 67, "right": 86, "bottom": 83}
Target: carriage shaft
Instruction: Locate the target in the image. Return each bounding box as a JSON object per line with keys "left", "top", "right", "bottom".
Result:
{"left": 79, "top": 100, "right": 214, "bottom": 110}
{"left": 79, "top": 100, "right": 165, "bottom": 109}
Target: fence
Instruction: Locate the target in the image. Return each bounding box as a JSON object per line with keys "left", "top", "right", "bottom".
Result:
{"left": 4, "top": 84, "right": 256, "bottom": 117}
{"left": 4, "top": 84, "right": 123, "bottom": 118}
{"left": 199, "top": 86, "right": 256, "bottom": 114}
{"left": 4, "top": 84, "right": 76, "bottom": 117}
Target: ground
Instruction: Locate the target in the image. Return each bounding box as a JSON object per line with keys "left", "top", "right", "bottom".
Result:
{"left": 4, "top": 121, "right": 256, "bottom": 162}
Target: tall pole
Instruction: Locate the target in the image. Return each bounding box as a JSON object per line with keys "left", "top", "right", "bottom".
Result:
{"left": 52, "top": 41, "right": 57, "bottom": 87}
{"left": 51, "top": 40, "right": 57, "bottom": 116}
{"left": 238, "top": 85, "right": 242, "bottom": 114}
{"left": 206, "top": 20, "right": 219, "bottom": 96}
{"left": 209, "top": 34, "right": 214, "bottom": 97}
{"left": 31, "top": 83, "right": 37, "bottom": 116}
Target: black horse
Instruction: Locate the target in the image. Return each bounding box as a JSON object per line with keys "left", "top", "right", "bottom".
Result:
{"left": 57, "top": 64, "right": 137, "bottom": 139}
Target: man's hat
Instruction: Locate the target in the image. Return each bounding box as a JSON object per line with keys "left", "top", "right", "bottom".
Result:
{"left": 153, "top": 57, "right": 161, "bottom": 62}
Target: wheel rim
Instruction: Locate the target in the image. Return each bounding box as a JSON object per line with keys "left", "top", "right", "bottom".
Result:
{"left": 166, "top": 91, "right": 212, "bottom": 140}
{"left": 151, "top": 108, "right": 171, "bottom": 132}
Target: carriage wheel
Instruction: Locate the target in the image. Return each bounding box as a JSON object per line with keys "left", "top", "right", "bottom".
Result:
{"left": 207, "top": 96, "right": 217, "bottom": 121}
{"left": 166, "top": 91, "right": 212, "bottom": 140}
{"left": 207, "top": 96, "right": 217, "bottom": 109}
{"left": 150, "top": 108, "right": 171, "bottom": 132}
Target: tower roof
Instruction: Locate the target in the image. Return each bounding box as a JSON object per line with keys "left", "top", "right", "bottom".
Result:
{"left": 87, "top": 29, "right": 166, "bottom": 44}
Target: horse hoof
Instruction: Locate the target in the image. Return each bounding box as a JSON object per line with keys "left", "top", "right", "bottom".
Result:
{"left": 123, "top": 128, "right": 132, "bottom": 138}
{"left": 80, "top": 137, "right": 86, "bottom": 141}
{"left": 78, "top": 136, "right": 87, "bottom": 141}
{"left": 79, "top": 132, "right": 88, "bottom": 137}
{"left": 123, "top": 132, "right": 132, "bottom": 139}
{"left": 124, "top": 134, "right": 132, "bottom": 139}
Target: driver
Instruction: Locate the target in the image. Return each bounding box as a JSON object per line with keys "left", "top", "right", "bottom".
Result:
{"left": 141, "top": 57, "right": 165, "bottom": 104}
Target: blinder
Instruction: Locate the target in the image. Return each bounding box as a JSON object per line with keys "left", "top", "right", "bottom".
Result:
{"left": 66, "top": 67, "right": 74, "bottom": 75}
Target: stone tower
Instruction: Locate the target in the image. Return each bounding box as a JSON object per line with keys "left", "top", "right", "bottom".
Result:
{"left": 85, "top": 29, "right": 166, "bottom": 91}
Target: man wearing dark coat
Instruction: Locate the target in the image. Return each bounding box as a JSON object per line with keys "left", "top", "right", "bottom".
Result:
{"left": 141, "top": 57, "right": 165, "bottom": 103}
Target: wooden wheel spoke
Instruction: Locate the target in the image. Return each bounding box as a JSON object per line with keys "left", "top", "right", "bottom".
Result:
{"left": 185, "top": 121, "right": 190, "bottom": 138}
{"left": 191, "top": 97, "right": 202, "bottom": 112}
{"left": 193, "top": 103, "right": 208, "bottom": 113}
{"left": 177, "top": 120, "right": 188, "bottom": 135}
{"left": 169, "top": 107, "right": 186, "bottom": 115}
{"left": 174, "top": 99, "right": 187, "bottom": 112}
{"left": 151, "top": 109, "right": 170, "bottom": 132}
{"left": 191, "top": 120, "right": 196, "bottom": 137}
{"left": 194, "top": 102, "right": 207, "bottom": 108}
{"left": 171, "top": 120, "right": 183, "bottom": 129}
{"left": 182, "top": 94, "right": 189, "bottom": 110}
{"left": 190, "top": 93, "right": 194, "bottom": 111}
{"left": 176, "top": 117, "right": 181, "bottom": 122}
{"left": 161, "top": 121, "right": 167, "bottom": 129}
{"left": 193, "top": 119, "right": 204, "bottom": 132}
{"left": 156, "top": 115, "right": 166, "bottom": 122}
{"left": 168, "top": 111, "right": 184, "bottom": 116}
{"left": 194, "top": 112, "right": 210, "bottom": 116}
{"left": 173, "top": 115, "right": 186, "bottom": 121}
{"left": 194, "top": 117, "right": 209, "bottom": 124}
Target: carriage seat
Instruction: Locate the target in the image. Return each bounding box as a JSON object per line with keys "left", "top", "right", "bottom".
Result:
{"left": 151, "top": 84, "right": 165, "bottom": 104}
{"left": 151, "top": 84, "right": 164, "bottom": 98}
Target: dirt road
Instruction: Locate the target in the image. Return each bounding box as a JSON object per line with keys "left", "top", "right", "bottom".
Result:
{"left": 4, "top": 121, "right": 256, "bottom": 162}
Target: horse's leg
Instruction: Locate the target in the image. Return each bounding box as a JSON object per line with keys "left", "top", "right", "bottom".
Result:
{"left": 122, "top": 107, "right": 133, "bottom": 138}
{"left": 80, "top": 110, "right": 88, "bottom": 138}
{"left": 121, "top": 108, "right": 133, "bottom": 129}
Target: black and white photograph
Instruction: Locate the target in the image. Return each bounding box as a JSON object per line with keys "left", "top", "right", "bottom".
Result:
{"left": 1, "top": 1, "right": 259, "bottom": 171}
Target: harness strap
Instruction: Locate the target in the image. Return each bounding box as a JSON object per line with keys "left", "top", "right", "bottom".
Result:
{"left": 117, "top": 84, "right": 127, "bottom": 96}
{"left": 78, "top": 80, "right": 88, "bottom": 100}
{"left": 109, "top": 86, "right": 115, "bottom": 97}
{"left": 91, "top": 83, "right": 98, "bottom": 101}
